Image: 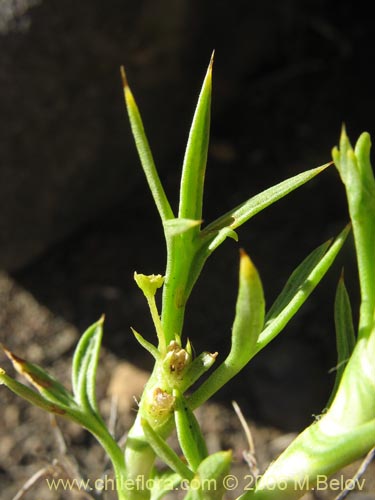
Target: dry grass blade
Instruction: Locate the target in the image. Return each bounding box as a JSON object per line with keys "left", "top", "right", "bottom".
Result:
{"left": 232, "top": 400, "right": 259, "bottom": 477}
{"left": 333, "top": 447, "right": 375, "bottom": 500}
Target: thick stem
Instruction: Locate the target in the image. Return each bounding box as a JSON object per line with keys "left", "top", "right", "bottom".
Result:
{"left": 123, "top": 363, "right": 175, "bottom": 499}
{"left": 161, "top": 235, "right": 192, "bottom": 343}
{"left": 124, "top": 413, "right": 156, "bottom": 500}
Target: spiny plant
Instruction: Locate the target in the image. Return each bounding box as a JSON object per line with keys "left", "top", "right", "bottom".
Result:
{"left": 1, "top": 54, "right": 374, "bottom": 500}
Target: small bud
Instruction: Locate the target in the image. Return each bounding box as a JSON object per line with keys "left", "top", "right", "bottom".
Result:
{"left": 144, "top": 387, "right": 175, "bottom": 426}
{"left": 164, "top": 340, "right": 191, "bottom": 375}
{"left": 134, "top": 273, "right": 164, "bottom": 298}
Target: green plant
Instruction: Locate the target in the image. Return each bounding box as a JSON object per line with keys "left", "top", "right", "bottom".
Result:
{"left": 1, "top": 55, "right": 373, "bottom": 500}
{"left": 238, "top": 129, "right": 375, "bottom": 500}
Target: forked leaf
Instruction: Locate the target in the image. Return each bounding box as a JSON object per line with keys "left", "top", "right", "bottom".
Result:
{"left": 201, "top": 163, "right": 330, "bottom": 253}
{"left": 189, "top": 250, "right": 265, "bottom": 409}
{"left": 174, "top": 389, "right": 208, "bottom": 472}
{"left": 183, "top": 451, "right": 232, "bottom": 500}
{"left": 72, "top": 317, "right": 104, "bottom": 415}
{"left": 329, "top": 274, "right": 356, "bottom": 401}
{"left": 178, "top": 52, "right": 213, "bottom": 222}
{"left": 141, "top": 418, "right": 194, "bottom": 481}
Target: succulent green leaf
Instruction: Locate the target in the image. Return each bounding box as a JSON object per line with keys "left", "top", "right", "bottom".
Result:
{"left": 183, "top": 451, "right": 232, "bottom": 500}
{"left": 150, "top": 471, "right": 181, "bottom": 500}
{"left": 189, "top": 250, "right": 265, "bottom": 409}
{"left": 238, "top": 418, "right": 375, "bottom": 500}
{"left": 174, "top": 389, "right": 208, "bottom": 471}
{"left": 354, "top": 131, "right": 375, "bottom": 188}
{"left": 329, "top": 274, "right": 356, "bottom": 401}
{"left": 257, "top": 225, "right": 350, "bottom": 352}
{"left": 178, "top": 52, "right": 213, "bottom": 223}
{"left": 121, "top": 66, "right": 174, "bottom": 223}
{"left": 141, "top": 418, "right": 194, "bottom": 481}
{"left": 202, "top": 163, "right": 331, "bottom": 247}
{"left": 332, "top": 129, "right": 375, "bottom": 340}
{"left": 72, "top": 317, "right": 104, "bottom": 415}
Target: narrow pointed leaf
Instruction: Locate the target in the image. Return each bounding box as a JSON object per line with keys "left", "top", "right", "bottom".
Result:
{"left": 174, "top": 389, "right": 208, "bottom": 471}
{"left": 1, "top": 345, "right": 74, "bottom": 407}
{"left": 202, "top": 163, "right": 330, "bottom": 249}
{"left": 265, "top": 240, "right": 332, "bottom": 324}
{"left": 121, "top": 67, "right": 174, "bottom": 223}
{"left": 72, "top": 317, "right": 104, "bottom": 415}
{"left": 178, "top": 52, "right": 213, "bottom": 222}
{"left": 131, "top": 327, "right": 160, "bottom": 360}
{"left": 141, "top": 418, "right": 194, "bottom": 481}
{"left": 150, "top": 471, "right": 181, "bottom": 500}
{"left": 257, "top": 225, "right": 350, "bottom": 352}
{"left": 329, "top": 274, "right": 356, "bottom": 401}
{"left": 0, "top": 368, "right": 68, "bottom": 415}
{"left": 207, "top": 227, "right": 238, "bottom": 253}
{"left": 189, "top": 250, "right": 265, "bottom": 409}
{"left": 238, "top": 418, "right": 375, "bottom": 500}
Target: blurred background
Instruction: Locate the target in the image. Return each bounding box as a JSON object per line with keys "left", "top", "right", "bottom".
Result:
{"left": 1, "top": 0, "right": 374, "bottom": 431}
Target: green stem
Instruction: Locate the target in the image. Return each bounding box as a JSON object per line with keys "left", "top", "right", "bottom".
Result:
{"left": 333, "top": 131, "right": 375, "bottom": 340}
{"left": 71, "top": 412, "right": 128, "bottom": 499}
{"left": 146, "top": 295, "right": 166, "bottom": 354}
{"left": 125, "top": 413, "right": 156, "bottom": 500}
{"left": 352, "top": 215, "right": 375, "bottom": 339}
{"left": 161, "top": 234, "right": 193, "bottom": 343}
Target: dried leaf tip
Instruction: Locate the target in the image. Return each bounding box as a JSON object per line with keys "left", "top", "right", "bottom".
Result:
{"left": 239, "top": 248, "right": 257, "bottom": 280}
{"left": 340, "top": 122, "right": 347, "bottom": 141}
{"left": 120, "top": 65, "right": 128, "bottom": 88}
{"left": 339, "top": 268, "right": 345, "bottom": 282}
{"left": 209, "top": 49, "right": 215, "bottom": 71}
{"left": 1, "top": 344, "right": 24, "bottom": 365}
